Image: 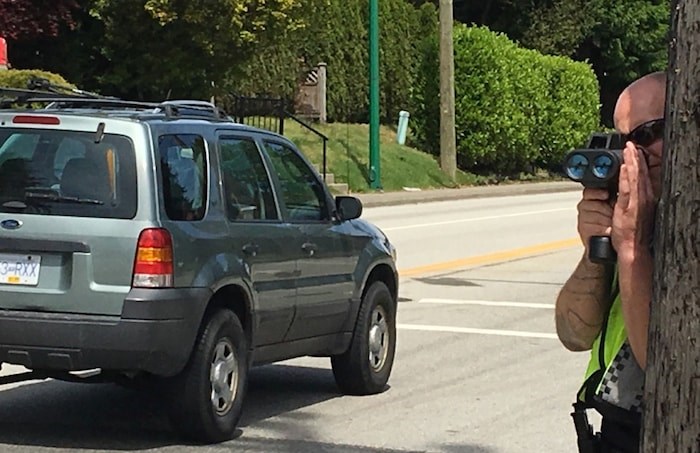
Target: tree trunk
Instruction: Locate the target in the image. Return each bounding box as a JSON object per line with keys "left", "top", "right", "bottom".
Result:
{"left": 642, "top": 1, "right": 700, "bottom": 451}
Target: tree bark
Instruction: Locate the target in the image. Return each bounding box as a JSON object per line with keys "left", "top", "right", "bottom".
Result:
{"left": 642, "top": 1, "right": 700, "bottom": 451}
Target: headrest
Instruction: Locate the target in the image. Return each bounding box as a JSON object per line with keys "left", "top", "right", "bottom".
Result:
{"left": 61, "top": 156, "right": 111, "bottom": 202}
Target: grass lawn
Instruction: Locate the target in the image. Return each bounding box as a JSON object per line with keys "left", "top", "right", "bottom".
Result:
{"left": 283, "top": 120, "right": 483, "bottom": 193}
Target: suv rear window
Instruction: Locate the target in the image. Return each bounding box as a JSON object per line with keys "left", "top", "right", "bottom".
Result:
{"left": 0, "top": 129, "right": 137, "bottom": 219}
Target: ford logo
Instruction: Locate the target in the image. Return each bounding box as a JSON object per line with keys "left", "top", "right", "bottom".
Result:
{"left": 0, "top": 219, "right": 23, "bottom": 230}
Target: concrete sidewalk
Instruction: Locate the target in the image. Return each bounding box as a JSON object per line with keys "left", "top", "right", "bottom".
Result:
{"left": 353, "top": 180, "right": 580, "bottom": 208}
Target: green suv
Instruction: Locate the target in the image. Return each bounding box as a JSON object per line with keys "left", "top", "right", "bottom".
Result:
{"left": 0, "top": 89, "right": 398, "bottom": 443}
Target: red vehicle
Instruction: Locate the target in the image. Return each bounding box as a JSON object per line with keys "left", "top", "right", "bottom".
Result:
{"left": 0, "top": 37, "right": 7, "bottom": 67}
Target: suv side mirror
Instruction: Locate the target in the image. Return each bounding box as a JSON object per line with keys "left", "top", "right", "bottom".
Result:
{"left": 335, "top": 196, "right": 363, "bottom": 221}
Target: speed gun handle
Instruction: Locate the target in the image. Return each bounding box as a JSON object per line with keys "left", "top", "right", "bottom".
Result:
{"left": 588, "top": 236, "right": 617, "bottom": 265}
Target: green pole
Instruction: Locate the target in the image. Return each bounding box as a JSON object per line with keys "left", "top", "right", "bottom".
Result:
{"left": 369, "top": 0, "right": 381, "bottom": 190}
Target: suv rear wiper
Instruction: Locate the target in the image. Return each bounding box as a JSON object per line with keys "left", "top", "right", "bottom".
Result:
{"left": 25, "top": 191, "right": 104, "bottom": 205}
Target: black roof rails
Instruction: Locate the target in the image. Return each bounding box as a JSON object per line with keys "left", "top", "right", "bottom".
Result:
{"left": 26, "top": 76, "right": 107, "bottom": 99}
{"left": 0, "top": 77, "right": 232, "bottom": 122}
{"left": 40, "top": 98, "right": 160, "bottom": 110}
{"left": 0, "top": 76, "right": 117, "bottom": 108}
{"left": 0, "top": 86, "right": 85, "bottom": 108}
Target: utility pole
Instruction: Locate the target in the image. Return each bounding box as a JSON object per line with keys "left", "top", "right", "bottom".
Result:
{"left": 368, "top": 0, "right": 381, "bottom": 190}
{"left": 642, "top": 0, "right": 700, "bottom": 451}
{"left": 439, "top": 0, "right": 457, "bottom": 180}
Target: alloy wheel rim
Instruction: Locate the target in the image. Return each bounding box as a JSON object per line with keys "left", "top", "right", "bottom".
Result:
{"left": 210, "top": 338, "right": 239, "bottom": 416}
{"left": 368, "top": 305, "right": 390, "bottom": 372}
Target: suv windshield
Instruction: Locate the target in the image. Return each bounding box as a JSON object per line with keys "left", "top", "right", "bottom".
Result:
{"left": 0, "top": 128, "right": 137, "bottom": 219}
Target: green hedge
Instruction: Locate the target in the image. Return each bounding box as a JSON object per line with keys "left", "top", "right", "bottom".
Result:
{"left": 535, "top": 55, "right": 601, "bottom": 171}
{"left": 0, "top": 69, "right": 75, "bottom": 90}
{"left": 411, "top": 25, "right": 600, "bottom": 175}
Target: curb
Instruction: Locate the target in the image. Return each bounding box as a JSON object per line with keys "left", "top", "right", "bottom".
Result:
{"left": 353, "top": 181, "right": 581, "bottom": 208}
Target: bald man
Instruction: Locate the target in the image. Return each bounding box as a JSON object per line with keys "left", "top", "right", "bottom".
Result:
{"left": 556, "top": 71, "right": 666, "bottom": 453}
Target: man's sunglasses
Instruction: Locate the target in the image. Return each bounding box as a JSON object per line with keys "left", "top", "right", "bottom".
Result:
{"left": 624, "top": 118, "right": 665, "bottom": 147}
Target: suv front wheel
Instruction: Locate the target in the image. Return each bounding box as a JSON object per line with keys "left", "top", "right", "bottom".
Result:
{"left": 331, "top": 281, "right": 396, "bottom": 395}
{"left": 168, "top": 309, "right": 248, "bottom": 443}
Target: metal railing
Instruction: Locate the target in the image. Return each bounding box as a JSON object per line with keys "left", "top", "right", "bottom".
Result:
{"left": 286, "top": 114, "right": 329, "bottom": 180}
{"left": 226, "top": 94, "right": 329, "bottom": 179}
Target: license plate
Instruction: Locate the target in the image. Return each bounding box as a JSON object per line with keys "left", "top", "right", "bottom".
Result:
{"left": 0, "top": 254, "right": 41, "bottom": 286}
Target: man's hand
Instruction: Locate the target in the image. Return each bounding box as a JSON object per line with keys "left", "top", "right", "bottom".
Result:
{"left": 610, "top": 141, "right": 656, "bottom": 369}
{"left": 577, "top": 188, "right": 614, "bottom": 253}
{"left": 611, "top": 143, "right": 656, "bottom": 260}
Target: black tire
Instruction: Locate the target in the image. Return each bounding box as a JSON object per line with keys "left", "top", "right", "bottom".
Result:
{"left": 331, "top": 281, "right": 396, "bottom": 395}
{"left": 167, "top": 309, "right": 248, "bottom": 444}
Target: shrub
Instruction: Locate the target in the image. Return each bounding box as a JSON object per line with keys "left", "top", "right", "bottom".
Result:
{"left": 0, "top": 69, "right": 75, "bottom": 90}
{"left": 411, "top": 24, "right": 600, "bottom": 175}
{"left": 409, "top": 31, "right": 439, "bottom": 155}
{"left": 451, "top": 27, "right": 547, "bottom": 174}
{"left": 535, "top": 55, "right": 600, "bottom": 171}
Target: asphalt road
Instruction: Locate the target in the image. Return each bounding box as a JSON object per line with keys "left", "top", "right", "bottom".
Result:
{"left": 0, "top": 190, "right": 597, "bottom": 453}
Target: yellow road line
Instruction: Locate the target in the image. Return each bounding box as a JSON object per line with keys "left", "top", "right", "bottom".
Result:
{"left": 399, "top": 237, "right": 581, "bottom": 277}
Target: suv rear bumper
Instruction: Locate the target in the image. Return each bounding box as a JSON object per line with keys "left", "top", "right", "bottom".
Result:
{"left": 0, "top": 287, "right": 211, "bottom": 377}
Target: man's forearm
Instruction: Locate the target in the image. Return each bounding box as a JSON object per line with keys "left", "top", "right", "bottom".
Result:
{"left": 617, "top": 249, "right": 653, "bottom": 369}
{"left": 556, "top": 254, "right": 614, "bottom": 351}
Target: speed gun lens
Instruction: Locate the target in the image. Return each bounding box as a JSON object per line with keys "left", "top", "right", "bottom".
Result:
{"left": 564, "top": 153, "right": 588, "bottom": 181}
{"left": 593, "top": 154, "right": 614, "bottom": 179}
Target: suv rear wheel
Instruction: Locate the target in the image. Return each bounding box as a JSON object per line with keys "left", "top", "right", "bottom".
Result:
{"left": 168, "top": 308, "right": 248, "bottom": 443}
{"left": 331, "top": 281, "right": 396, "bottom": 395}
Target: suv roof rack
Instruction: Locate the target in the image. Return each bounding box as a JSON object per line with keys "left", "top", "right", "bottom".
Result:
{"left": 1, "top": 76, "right": 120, "bottom": 108}
{"left": 156, "top": 100, "right": 230, "bottom": 121}
{"left": 26, "top": 76, "right": 109, "bottom": 99}
{"left": 0, "top": 77, "right": 232, "bottom": 122}
{"left": 38, "top": 98, "right": 159, "bottom": 109}
{"left": 0, "top": 86, "right": 93, "bottom": 107}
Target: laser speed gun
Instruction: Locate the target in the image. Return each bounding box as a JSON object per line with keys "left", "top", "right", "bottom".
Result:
{"left": 563, "top": 133, "right": 625, "bottom": 264}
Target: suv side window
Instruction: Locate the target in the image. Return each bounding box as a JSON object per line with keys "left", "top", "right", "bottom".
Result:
{"left": 219, "top": 137, "right": 278, "bottom": 221}
{"left": 158, "top": 134, "right": 207, "bottom": 221}
{"left": 263, "top": 141, "right": 328, "bottom": 222}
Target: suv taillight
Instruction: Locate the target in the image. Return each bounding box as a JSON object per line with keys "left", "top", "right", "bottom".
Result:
{"left": 132, "top": 228, "right": 174, "bottom": 288}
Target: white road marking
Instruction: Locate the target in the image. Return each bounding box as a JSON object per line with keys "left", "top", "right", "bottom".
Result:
{"left": 419, "top": 298, "right": 555, "bottom": 309}
{"left": 397, "top": 324, "right": 558, "bottom": 339}
{"left": 381, "top": 208, "right": 574, "bottom": 232}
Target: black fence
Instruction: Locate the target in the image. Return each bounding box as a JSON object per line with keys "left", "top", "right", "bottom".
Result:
{"left": 224, "top": 94, "right": 329, "bottom": 180}
{"left": 223, "top": 95, "right": 286, "bottom": 135}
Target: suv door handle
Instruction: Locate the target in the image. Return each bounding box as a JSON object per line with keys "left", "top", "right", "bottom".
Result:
{"left": 301, "top": 242, "right": 317, "bottom": 257}
{"left": 242, "top": 243, "right": 259, "bottom": 257}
